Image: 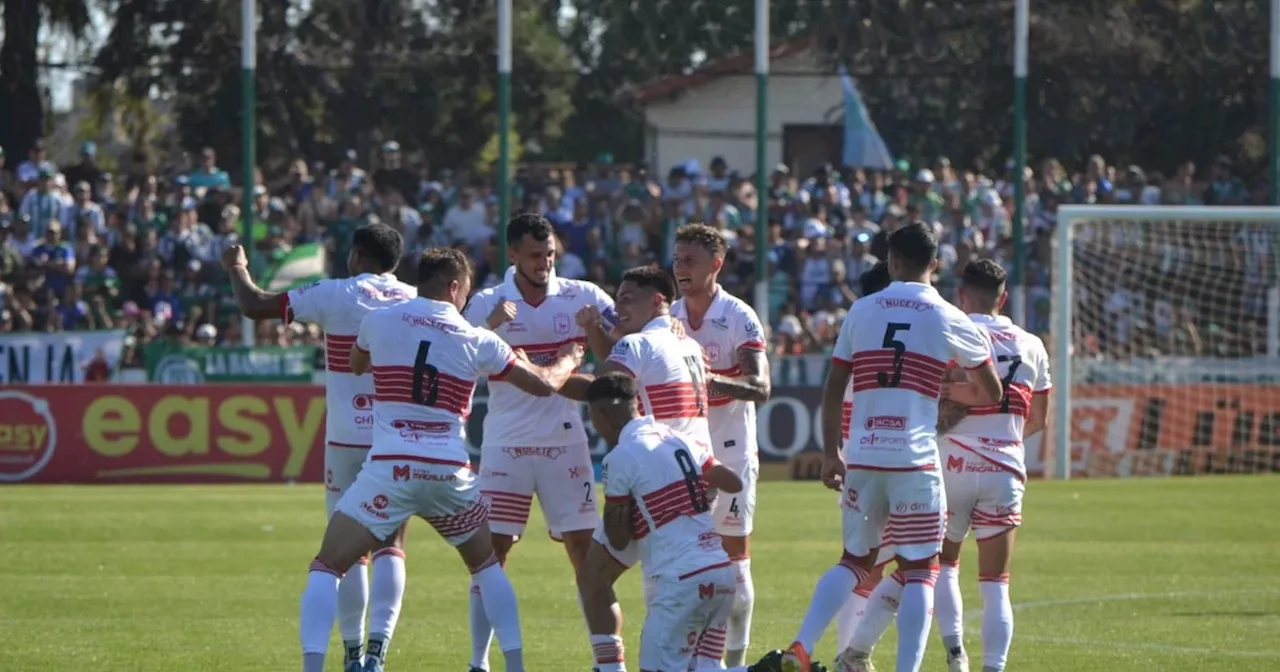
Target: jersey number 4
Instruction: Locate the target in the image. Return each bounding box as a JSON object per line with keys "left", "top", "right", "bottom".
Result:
{"left": 411, "top": 341, "right": 441, "bottom": 406}
{"left": 674, "top": 447, "right": 711, "bottom": 513}
{"left": 877, "top": 322, "right": 911, "bottom": 388}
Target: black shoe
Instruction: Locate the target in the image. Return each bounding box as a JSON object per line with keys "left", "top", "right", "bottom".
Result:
{"left": 749, "top": 649, "right": 785, "bottom": 672}
{"left": 811, "top": 661, "right": 830, "bottom": 672}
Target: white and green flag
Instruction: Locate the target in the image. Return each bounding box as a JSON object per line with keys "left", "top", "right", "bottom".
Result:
{"left": 262, "top": 243, "right": 327, "bottom": 292}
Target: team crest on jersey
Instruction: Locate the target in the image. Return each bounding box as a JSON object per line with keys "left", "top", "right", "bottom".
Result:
{"left": 553, "top": 313, "right": 571, "bottom": 335}
{"left": 705, "top": 344, "right": 721, "bottom": 361}
{"left": 709, "top": 317, "right": 730, "bottom": 331}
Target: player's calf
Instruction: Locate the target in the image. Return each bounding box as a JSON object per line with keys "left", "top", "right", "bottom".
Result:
{"left": 300, "top": 512, "right": 383, "bottom": 672}
{"left": 365, "top": 524, "right": 407, "bottom": 671}
{"left": 934, "top": 539, "right": 967, "bottom": 667}
{"left": 455, "top": 521, "right": 526, "bottom": 672}
{"left": 580, "top": 542, "right": 629, "bottom": 672}
{"left": 975, "top": 529, "right": 1016, "bottom": 672}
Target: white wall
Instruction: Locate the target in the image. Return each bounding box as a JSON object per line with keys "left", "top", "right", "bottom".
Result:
{"left": 642, "top": 51, "right": 842, "bottom": 175}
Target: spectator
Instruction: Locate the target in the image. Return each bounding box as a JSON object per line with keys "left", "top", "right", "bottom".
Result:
{"left": 188, "top": 147, "right": 231, "bottom": 191}
{"left": 442, "top": 188, "right": 491, "bottom": 249}
{"left": 15, "top": 138, "right": 53, "bottom": 186}
{"left": 19, "top": 166, "right": 66, "bottom": 238}
{"left": 64, "top": 142, "right": 104, "bottom": 200}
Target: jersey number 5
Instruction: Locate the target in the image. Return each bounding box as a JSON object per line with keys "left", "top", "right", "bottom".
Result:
{"left": 673, "top": 448, "right": 710, "bottom": 513}
{"left": 997, "top": 354, "right": 1022, "bottom": 413}
{"left": 681, "top": 355, "right": 708, "bottom": 417}
{"left": 878, "top": 322, "right": 911, "bottom": 388}
{"left": 412, "top": 341, "right": 441, "bottom": 406}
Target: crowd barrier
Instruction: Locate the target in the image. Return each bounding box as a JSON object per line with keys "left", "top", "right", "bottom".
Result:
{"left": 2, "top": 383, "right": 1279, "bottom": 484}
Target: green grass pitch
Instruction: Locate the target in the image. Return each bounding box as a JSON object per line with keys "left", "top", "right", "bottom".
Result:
{"left": 3, "top": 476, "right": 1278, "bottom": 671}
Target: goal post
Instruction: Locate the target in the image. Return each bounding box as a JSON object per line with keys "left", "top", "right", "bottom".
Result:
{"left": 1051, "top": 205, "right": 1280, "bottom": 480}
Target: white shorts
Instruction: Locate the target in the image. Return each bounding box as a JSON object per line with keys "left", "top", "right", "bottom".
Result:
{"left": 941, "top": 440, "right": 1025, "bottom": 542}
{"left": 479, "top": 443, "right": 597, "bottom": 537}
{"left": 640, "top": 563, "right": 736, "bottom": 672}
{"left": 324, "top": 443, "right": 369, "bottom": 516}
{"left": 838, "top": 489, "right": 896, "bottom": 568}
{"left": 335, "top": 454, "right": 487, "bottom": 546}
{"left": 842, "top": 467, "right": 946, "bottom": 562}
{"left": 711, "top": 456, "right": 758, "bottom": 537}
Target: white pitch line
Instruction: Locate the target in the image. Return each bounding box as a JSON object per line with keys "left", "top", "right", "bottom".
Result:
{"left": 961, "top": 588, "right": 1280, "bottom": 659}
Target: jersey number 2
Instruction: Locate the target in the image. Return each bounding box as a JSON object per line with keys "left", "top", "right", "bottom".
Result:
{"left": 674, "top": 448, "right": 710, "bottom": 513}
{"left": 878, "top": 322, "right": 911, "bottom": 387}
{"left": 997, "top": 354, "right": 1022, "bottom": 413}
{"left": 412, "top": 341, "right": 441, "bottom": 406}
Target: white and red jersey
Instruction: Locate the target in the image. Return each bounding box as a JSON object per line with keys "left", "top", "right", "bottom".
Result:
{"left": 355, "top": 298, "right": 516, "bottom": 467}
{"left": 601, "top": 416, "right": 730, "bottom": 579}
{"left": 832, "top": 282, "right": 993, "bottom": 470}
{"left": 671, "top": 286, "right": 767, "bottom": 464}
{"left": 946, "top": 313, "right": 1051, "bottom": 480}
{"left": 283, "top": 274, "right": 416, "bottom": 447}
{"left": 464, "top": 267, "right": 616, "bottom": 448}
{"left": 606, "top": 315, "right": 712, "bottom": 447}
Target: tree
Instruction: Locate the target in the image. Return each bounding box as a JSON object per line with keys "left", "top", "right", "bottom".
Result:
{"left": 0, "top": 0, "right": 91, "bottom": 161}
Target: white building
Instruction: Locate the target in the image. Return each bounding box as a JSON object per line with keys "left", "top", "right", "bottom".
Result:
{"left": 623, "top": 39, "right": 845, "bottom": 180}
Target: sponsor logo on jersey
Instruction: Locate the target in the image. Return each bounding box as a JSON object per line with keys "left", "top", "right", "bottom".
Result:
{"left": 894, "top": 500, "right": 933, "bottom": 513}
{"left": 865, "top": 415, "right": 907, "bottom": 431}
{"left": 507, "top": 321, "right": 527, "bottom": 333}
{"left": 372, "top": 494, "right": 389, "bottom": 509}
{"left": 946, "top": 455, "right": 965, "bottom": 472}
{"left": 875, "top": 297, "right": 933, "bottom": 312}
{"left": 744, "top": 319, "right": 760, "bottom": 335}
{"left": 503, "top": 446, "right": 567, "bottom": 460}
{"left": 553, "top": 314, "right": 571, "bottom": 335}
{"left": 989, "top": 329, "right": 1017, "bottom": 343}
{"left": 352, "top": 394, "right": 374, "bottom": 411}
{"left": 709, "top": 317, "right": 730, "bottom": 331}
{"left": 698, "top": 582, "right": 716, "bottom": 600}
{"left": 393, "top": 465, "right": 411, "bottom": 481}
{"left": 859, "top": 433, "right": 909, "bottom": 449}
{"left": 569, "top": 465, "right": 585, "bottom": 478}
{"left": 400, "top": 313, "right": 463, "bottom": 333}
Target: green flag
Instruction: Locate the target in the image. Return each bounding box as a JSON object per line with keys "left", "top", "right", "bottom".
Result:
{"left": 262, "top": 243, "right": 327, "bottom": 293}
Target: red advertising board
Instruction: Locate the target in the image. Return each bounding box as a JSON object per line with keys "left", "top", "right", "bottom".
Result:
{"left": 0, "top": 385, "right": 327, "bottom": 483}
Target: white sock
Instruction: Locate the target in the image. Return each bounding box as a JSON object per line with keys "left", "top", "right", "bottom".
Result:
{"left": 848, "top": 571, "right": 904, "bottom": 654}
{"left": 979, "top": 575, "right": 1013, "bottom": 671}
{"left": 935, "top": 561, "right": 964, "bottom": 654}
{"left": 337, "top": 557, "right": 369, "bottom": 662}
{"left": 836, "top": 585, "right": 872, "bottom": 652}
{"left": 367, "top": 548, "right": 406, "bottom": 662}
{"left": 473, "top": 559, "right": 524, "bottom": 671}
{"left": 725, "top": 558, "right": 754, "bottom": 665}
{"left": 793, "top": 560, "right": 868, "bottom": 653}
{"left": 590, "top": 633, "right": 626, "bottom": 671}
{"left": 896, "top": 566, "right": 940, "bottom": 672}
{"left": 469, "top": 578, "right": 494, "bottom": 670}
{"left": 300, "top": 560, "right": 342, "bottom": 660}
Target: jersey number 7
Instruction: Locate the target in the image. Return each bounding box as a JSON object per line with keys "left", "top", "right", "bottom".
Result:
{"left": 877, "top": 322, "right": 911, "bottom": 388}
{"left": 412, "top": 341, "right": 441, "bottom": 406}
{"left": 996, "top": 354, "right": 1022, "bottom": 413}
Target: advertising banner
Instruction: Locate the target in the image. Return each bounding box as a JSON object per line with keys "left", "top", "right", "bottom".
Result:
{"left": 0, "top": 330, "right": 126, "bottom": 383}
{"left": 144, "top": 343, "right": 317, "bottom": 383}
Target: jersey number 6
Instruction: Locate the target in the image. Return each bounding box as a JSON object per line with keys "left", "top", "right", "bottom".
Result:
{"left": 673, "top": 448, "right": 711, "bottom": 513}
{"left": 878, "top": 322, "right": 911, "bottom": 388}
{"left": 411, "top": 340, "right": 441, "bottom": 406}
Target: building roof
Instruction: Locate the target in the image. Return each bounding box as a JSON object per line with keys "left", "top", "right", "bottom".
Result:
{"left": 621, "top": 37, "right": 815, "bottom": 105}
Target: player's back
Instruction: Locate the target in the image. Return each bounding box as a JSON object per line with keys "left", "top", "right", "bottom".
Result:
{"left": 607, "top": 316, "right": 711, "bottom": 445}
{"left": 285, "top": 274, "right": 416, "bottom": 447}
{"left": 947, "top": 313, "right": 1050, "bottom": 478}
{"left": 606, "top": 418, "right": 728, "bottom": 578}
{"left": 835, "top": 281, "right": 991, "bottom": 470}
{"left": 671, "top": 289, "right": 766, "bottom": 462}
{"left": 358, "top": 297, "right": 514, "bottom": 466}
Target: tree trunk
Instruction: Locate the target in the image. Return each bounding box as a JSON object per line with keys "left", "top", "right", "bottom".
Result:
{"left": 0, "top": 0, "right": 44, "bottom": 160}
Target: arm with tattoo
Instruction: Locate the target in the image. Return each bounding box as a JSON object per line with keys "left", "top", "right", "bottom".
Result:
{"left": 707, "top": 347, "right": 771, "bottom": 403}
{"left": 936, "top": 399, "right": 969, "bottom": 435}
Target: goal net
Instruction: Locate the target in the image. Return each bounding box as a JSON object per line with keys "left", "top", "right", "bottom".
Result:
{"left": 1049, "top": 206, "right": 1280, "bottom": 479}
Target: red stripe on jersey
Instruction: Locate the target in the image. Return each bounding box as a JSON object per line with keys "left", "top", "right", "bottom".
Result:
{"left": 281, "top": 294, "right": 294, "bottom": 324}
{"left": 739, "top": 339, "right": 766, "bottom": 352}
{"left": 637, "top": 478, "right": 710, "bottom": 535}
{"left": 372, "top": 365, "right": 476, "bottom": 414}
{"left": 841, "top": 401, "right": 853, "bottom": 441}
{"left": 325, "top": 334, "right": 358, "bottom": 373}
{"left": 850, "top": 350, "right": 946, "bottom": 399}
{"left": 708, "top": 365, "right": 741, "bottom": 407}
{"left": 968, "top": 383, "right": 1032, "bottom": 417}
{"left": 645, "top": 381, "right": 705, "bottom": 420}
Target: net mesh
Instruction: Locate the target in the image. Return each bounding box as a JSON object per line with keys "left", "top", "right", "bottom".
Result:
{"left": 1056, "top": 211, "right": 1280, "bottom": 478}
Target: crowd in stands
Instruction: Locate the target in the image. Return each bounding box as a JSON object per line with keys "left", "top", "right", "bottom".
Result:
{"left": 0, "top": 136, "right": 1270, "bottom": 367}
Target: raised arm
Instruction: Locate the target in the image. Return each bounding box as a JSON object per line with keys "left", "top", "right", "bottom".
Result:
{"left": 501, "top": 342, "right": 585, "bottom": 397}
{"left": 221, "top": 244, "right": 286, "bottom": 320}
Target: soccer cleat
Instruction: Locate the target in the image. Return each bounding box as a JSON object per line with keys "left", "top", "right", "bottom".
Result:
{"left": 344, "top": 661, "right": 363, "bottom": 672}
{"left": 360, "top": 659, "right": 384, "bottom": 672}
{"left": 811, "top": 662, "right": 830, "bottom": 672}
{"left": 781, "top": 641, "right": 812, "bottom": 672}
{"left": 748, "top": 649, "right": 785, "bottom": 672}
{"left": 832, "top": 648, "right": 876, "bottom": 672}
{"left": 946, "top": 648, "right": 970, "bottom": 672}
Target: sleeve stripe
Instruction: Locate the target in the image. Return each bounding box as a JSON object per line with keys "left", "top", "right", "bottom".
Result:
{"left": 280, "top": 294, "right": 293, "bottom": 324}
{"left": 831, "top": 355, "right": 853, "bottom": 366}
{"left": 1032, "top": 387, "right": 1052, "bottom": 395}
{"left": 490, "top": 357, "right": 517, "bottom": 381}
{"left": 701, "top": 456, "right": 718, "bottom": 472}
{"left": 964, "top": 357, "right": 992, "bottom": 371}
{"left": 739, "top": 339, "right": 766, "bottom": 352}
{"left": 604, "top": 495, "right": 631, "bottom": 503}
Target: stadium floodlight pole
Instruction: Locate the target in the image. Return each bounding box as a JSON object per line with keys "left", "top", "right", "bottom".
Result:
{"left": 752, "top": 0, "right": 769, "bottom": 324}
{"left": 240, "top": 0, "right": 256, "bottom": 348}
{"left": 497, "top": 0, "right": 512, "bottom": 270}
{"left": 1010, "top": 0, "right": 1029, "bottom": 328}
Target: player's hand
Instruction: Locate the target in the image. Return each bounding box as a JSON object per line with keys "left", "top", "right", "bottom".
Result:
{"left": 488, "top": 300, "right": 518, "bottom": 328}
{"left": 821, "top": 455, "right": 846, "bottom": 491}
{"left": 558, "top": 341, "right": 585, "bottom": 364}
{"left": 513, "top": 348, "right": 530, "bottom": 363}
{"left": 221, "top": 244, "right": 248, "bottom": 271}
{"left": 576, "top": 304, "right": 603, "bottom": 329}
{"left": 942, "top": 381, "right": 988, "bottom": 406}
{"left": 670, "top": 318, "right": 687, "bottom": 339}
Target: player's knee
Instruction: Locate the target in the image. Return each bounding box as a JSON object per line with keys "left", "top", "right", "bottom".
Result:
{"left": 720, "top": 534, "right": 749, "bottom": 560}
{"left": 490, "top": 532, "right": 515, "bottom": 564}
{"left": 939, "top": 539, "right": 963, "bottom": 563}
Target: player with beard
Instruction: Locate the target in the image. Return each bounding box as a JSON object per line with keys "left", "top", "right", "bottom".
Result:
{"left": 461, "top": 213, "right": 617, "bottom": 672}
{"left": 669, "top": 224, "right": 771, "bottom": 667}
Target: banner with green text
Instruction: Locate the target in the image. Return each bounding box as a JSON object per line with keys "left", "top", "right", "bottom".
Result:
{"left": 144, "top": 344, "right": 317, "bottom": 383}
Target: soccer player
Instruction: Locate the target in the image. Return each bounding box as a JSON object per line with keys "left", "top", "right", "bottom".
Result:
{"left": 462, "top": 213, "right": 617, "bottom": 672}
{"left": 588, "top": 371, "right": 746, "bottom": 672}
{"left": 670, "top": 224, "right": 771, "bottom": 667}
{"left": 222, "top": 224, "right": 415, "bottom": 672}
{"left": 297, "top": 247, "right": 584, "bottom": 672}
{"left": 783, "top": 222, "right": 1004, "bottom": 672}
{"left": 931, "top": 259, "right": 1051, "bottom": 672}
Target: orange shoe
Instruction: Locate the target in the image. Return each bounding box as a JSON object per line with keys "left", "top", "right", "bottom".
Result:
{"left": 781, "top": 641, "right": 812, "bottom": 672}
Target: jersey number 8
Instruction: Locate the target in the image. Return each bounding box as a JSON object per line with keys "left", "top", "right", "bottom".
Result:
{"left": 673, "top": 447, "right": 711, "bottom": 513}
{"left": 411, "top": 341, "right": 441, "bottom": 406}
